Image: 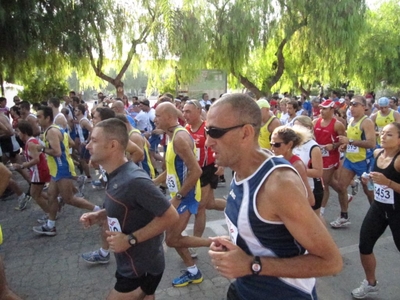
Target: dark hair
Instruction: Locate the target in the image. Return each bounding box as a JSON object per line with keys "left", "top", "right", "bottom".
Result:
{"left": 17, "top": 120, "right": 33, "bottom": 136}
{"left": 0, "top": 97, "right": 6, "bottom": 103}
{"left": 95, "top": 107, "right": 115, "bottom": 121}
{"left": 10, "top": 106, "right": 21, "bottom": 116}
{"left": 389, "top": 122, "right": 400, "bottom": 137}
{"left": 287, "top": 99, "right": 299, "bottom": 111}
{"left": 19, "top": 101, "right": 31, "bottom": 111}
{"left": 274, "top": 126, "right": 303, "bottom": 149}
{"left": 345, "top": 93, "right": 354, "bottom": 100}
{"left": 77, "top": 104, "right": 86, "bottom": 115}
{"left": 32, "top": 103, "right": 41, "bottom": 111}
{"left": 72, "top": 96, "right": 80, "bottom": 105}
{"left": 39, "top": 106, "right": 54, "bottom": 122}
{"left": 48, "top": 97, "right": 60, "bottom": 108}
{"left": 69, "top": 91, "right": 76, "bottom": 96}
{"left": 132, "top": 96, "right": 138, "bottom": 101}
{"left": 95, "top": 118, "right": 129, "bottom": 149}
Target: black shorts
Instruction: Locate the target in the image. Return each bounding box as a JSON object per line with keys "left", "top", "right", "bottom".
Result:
{"left": 200, "top": 164, "right": 219, "bottom": 189}
{"left": 114, "top": 271, "right": 163, "bottom": 294}
{"left": 312, "top": 178, "right": 324, "bottom": 211}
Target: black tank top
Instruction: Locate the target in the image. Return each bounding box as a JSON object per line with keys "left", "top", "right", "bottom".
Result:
{"left": 374, "top": 150, "right": 400, "bottom": 207}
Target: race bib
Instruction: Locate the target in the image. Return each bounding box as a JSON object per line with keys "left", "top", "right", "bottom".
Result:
{"left": 107, "top": 217, "right": 122, "bottom": 232}
{"left": 225, "top": 216, "right": 238, "bottom": 245}
{"left": 321, "top": 146, "right": 329, "bottom": 157}
{"left": 374, "top": 184, "right": 394, "bottom": 204}
{"left": 196, "top": 148, "right": 200, "bottom": 161}
{"left": 346, "top": 144, "right": 359, "bottom": 153}
{"left": 166, "top": 173, "right": 179, "bottom": 193}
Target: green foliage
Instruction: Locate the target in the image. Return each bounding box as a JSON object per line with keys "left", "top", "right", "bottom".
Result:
{"left": 19, "top": 73, "right": 69, "bottom": 103}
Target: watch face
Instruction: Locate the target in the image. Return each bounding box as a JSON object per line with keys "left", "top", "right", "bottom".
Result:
{"left": 252, "top": 263, "right": 261, "bottom": 272}
{"left": 129, "top": 235, "right": 137, "bottom": 245}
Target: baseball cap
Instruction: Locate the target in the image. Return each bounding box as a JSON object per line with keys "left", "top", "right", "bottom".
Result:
{"left": 378, "top": 97, "right": 389, "bottom": 107}
{"left": 140, "top": 99, "right": 150, "bottom": 106}
{"left": 270, "top": 100, "right": 278, "bottom": 106}
{"left": 319, "top": 100, "right": 335, "bottom": 108}
{"left": 257, "top": 99, "right": 270, "bottom": 109}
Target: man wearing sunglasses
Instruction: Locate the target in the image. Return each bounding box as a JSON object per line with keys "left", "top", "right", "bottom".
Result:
{"left": 333, "top": 96, "right": 376, "bottom": 228}
{"left": 153, "top": 102, "right": 211, "bottom": 287}
{"left": 313, "top": 99, "right": 346, "bottom": 216}
{"left": 207, "top": 93, "right": 342, "bottom": 300}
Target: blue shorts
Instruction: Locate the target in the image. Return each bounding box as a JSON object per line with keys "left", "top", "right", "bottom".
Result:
{"left": 148, "top": 134, "right": 161, "bottom": 152}
{"left": 343, "top": 158, "right": 371, "bottom": 177}
{"left": 176, "top": 197, "right": 199, "bottom": 215}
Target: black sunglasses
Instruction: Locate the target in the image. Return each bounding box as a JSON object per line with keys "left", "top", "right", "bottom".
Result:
{"left": 270, "top": 142, "right": 284, "bottom": 148}
{"left": 350, "top": 102, "right": 364, "bottom": 107}
{"left": 205, "top": 124, "right": 253, "bottom": 139}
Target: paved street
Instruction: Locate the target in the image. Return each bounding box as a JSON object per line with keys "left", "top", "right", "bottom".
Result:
{"left": 1, "top": 169, "right": 399, "bottom": 300}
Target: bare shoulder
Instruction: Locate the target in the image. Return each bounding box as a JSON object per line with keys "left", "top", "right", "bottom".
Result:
{"left": 257, "top": 166, "right": 308, "bottom": 222}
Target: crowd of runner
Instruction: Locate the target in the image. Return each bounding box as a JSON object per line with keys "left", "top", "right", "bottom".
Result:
{"left": 0, "top": 90, "right": 399, "bottom": 299}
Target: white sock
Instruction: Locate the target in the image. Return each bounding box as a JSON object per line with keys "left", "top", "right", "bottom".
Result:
{"left": 99, "top": 248, "right": 109, "bottom": 257}
{"left": 47, "top": 220, "right": 56, "bottom": 228}
{"left": 187, "top": 265, "right": 198, "bottom": 275}
{"left": 320, "top": 207, "right": 325, "bottom": 215}
{"left": 93, "top": 205, "right": 101, "bottom": 212}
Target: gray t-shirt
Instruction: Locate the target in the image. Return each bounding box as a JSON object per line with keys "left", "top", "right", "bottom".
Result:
{"left": 104, "top": 161, "right": 171, "bottom": 278}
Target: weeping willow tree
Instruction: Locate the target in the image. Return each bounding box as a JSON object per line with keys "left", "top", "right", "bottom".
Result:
{"left": 162, "top": 0, "right": 367, "bottom": 98}
{"left": 349, "top": 0, "right": 400, "bottom": 91}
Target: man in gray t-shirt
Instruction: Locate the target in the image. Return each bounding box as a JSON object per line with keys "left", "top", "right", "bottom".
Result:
{"left": 80, "top": 118, "right": 178, "bottom": 299}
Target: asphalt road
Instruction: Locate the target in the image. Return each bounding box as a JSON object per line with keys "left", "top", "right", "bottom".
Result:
{"left": 0, "top": 168, "right": 399, "bottom": 300}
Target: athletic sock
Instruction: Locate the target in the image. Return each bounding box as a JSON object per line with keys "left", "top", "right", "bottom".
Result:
{"left": 320, "top": 207, "right": 325, "bottom": 215}
{"left": 93, "top": 205, "right": 101, "bottom": 212}
{"left": 99, "top": 248, "right": 109, "bottom": 257}
{"left": 340, "top": 212, "right": 348, "bottom": 219}
{"left": 47, "top": 220, "right": 56, "bottom": 228}
{"left": 187, "top": 265, "right": 198, "bottom": 275}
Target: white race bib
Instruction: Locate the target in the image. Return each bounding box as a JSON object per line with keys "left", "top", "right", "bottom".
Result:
{"left": 346, "top": 144, "right": 359, "bottom": 153}
{"left": 374, "top": 184, "right": 394, "bottom": 204}
{"left": 225, "top": 216, "right": 238, "bottom": 245}
{"left": 107, "top": 217, "right": 122, "bottom": 232}
{"left": 166, "top": 174, "right": 179, "bottom": 193}
{"left": 196, "top": 148, "right": 200, "bottom": 161}
{"left": 321, "top": 146, "right": 329, "bottom": 157}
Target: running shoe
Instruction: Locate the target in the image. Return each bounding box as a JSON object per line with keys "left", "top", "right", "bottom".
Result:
{"left": 15, "top": 194, "right": 31, "bottom": 211}
{"left": 81, "top": 249, "right": 110, "bottom": 264}
{"left": 33, "top": 224, "right": 57, "bottom": 236}
{"left": 330, "top": 216, "right": 351, "bottom": 228}
{"left": 351, "top": 179, "right": 360, "bottom": 196}
{"left": 189, "top": 248, "right": 198, "bottom": 258}
{"left": 351, "top": 279, "right": 379, "bottom": 299}
{"left": 172, "top": 270, "right": 203, "bottom": 287}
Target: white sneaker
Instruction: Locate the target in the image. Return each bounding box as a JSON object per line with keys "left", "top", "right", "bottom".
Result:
{"left": 351, "top": 279, "right": 379, "bottom": 299}
{"left": 330, "top": 216, "right": 351, "bottom": 228}
{"left": 189, "top": 248, "right": 198, "bottom": 258}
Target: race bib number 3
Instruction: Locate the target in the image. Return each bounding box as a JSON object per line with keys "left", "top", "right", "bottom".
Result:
{"left": 346, "top": 144, "right": 359, "bottom": 153}
{"left": 374, "top": 184, "right": 394, "bottom": 204}
{"left": 166, "top": 174, "right": 179, "bottom": 193}
{"left": 107, "top": 217, "right": 122, "bottom": 232}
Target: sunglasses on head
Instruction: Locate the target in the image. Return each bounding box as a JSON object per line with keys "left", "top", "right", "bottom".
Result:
{"left": 350, "top": 102, "right": 364, "bottom": 107}
{"left": 270, "top": 142, "right": 284, "bottom": 148}
{"left": 205, "top": 124, "right": 253, "bottom": 139}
